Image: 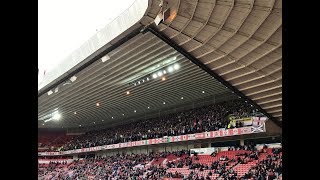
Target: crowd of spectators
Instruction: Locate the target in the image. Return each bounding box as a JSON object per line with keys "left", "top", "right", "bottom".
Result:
{"left": 242, "top": 149, "right": 282, "bottom": 180}
{"left": 38, "top": 151, "right": 185, "bottom": 180}
{"left": 60, "top": 100, "right": 255, "bottom": 151}
{"left": 218, "top": 146, "right": 282, "bottom": 180}
{"left": 39, "top": 146, "right": 282, "bottom": 180}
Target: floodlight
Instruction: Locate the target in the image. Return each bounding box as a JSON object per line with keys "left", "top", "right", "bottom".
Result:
{"left": 152, "top": 74, "right": 158, "bottom": 79}
{"left": 168, "top": 66, "right": 174, "bottom": 73}
{"left": 173, "top": 63, "right": 180, "bottom": 70}
{"left": 70, "top": 76, "right": 77, "bottom": 82}
{"left": 52, "top": 113, "right": 61, "bottom": 120}
{"left": 47, "top": 90, "right": 53, "bottom": 96}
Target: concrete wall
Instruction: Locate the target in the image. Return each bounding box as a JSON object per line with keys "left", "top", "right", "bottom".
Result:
{"left": 265, "top": 119, "right": 282, "bottom": 135}
{"left": 92, "top": 142, "right": 195, "bottom": 157}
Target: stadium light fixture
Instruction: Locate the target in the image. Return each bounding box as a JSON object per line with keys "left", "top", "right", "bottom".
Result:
{"left": 134, "top": 110, "right": 136, "bottom": 113}
{"left": 112, "top": 117, "right": 114, "bottom": 119}
{"left": 152, "top": 74, "right": 158, "bottom": 79}
{"left": 202, "top": 91, "right": 205, "bottom": 94}
{"left": 163, "top": 70, "right": 167, "bottom": 74}
{"left": 173, "top": 63, "right": 180, "bottom": 70}
{"left": 157, "top": 71, "right": 163, "bottom": 77}
{"left": 147, "top": 106, "right": 150, "bottom": 109}
{"left": 163, "top": 102, "right": 166, "bottom": 104}
{"left": 101, "top": 55, "right": 110, "bottom": 62}
{"left": 122, "top": 114, "right": 125, "bottom": 116}
{"left": 147, "top": 77, "right": 150, "bottom": 81}
{"left": 52, "top": 113, "right": 61, "bottom": 121}
{"left": 43, "top": 110, "right": 61, "bottom": 122}
{"left": 70, "top": 76, "right": 77, "bottom": 82}
{"left": 96, "top": 103, "right": 100, "bottom": 106}
{"left": 47, "top": 90, "right": 53, "bottom": 96}
{"left": 181, "top": 97, "right": 184, "bottom": 99}
{"left": 126, "top": 91, "right": 130, "bottom": 95}
{"left": 167, "top": 66, "right": 174, "bottom": 73}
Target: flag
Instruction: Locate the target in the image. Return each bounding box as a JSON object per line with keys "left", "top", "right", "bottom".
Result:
{"left": 163, "top": 136, "right": 168, "bottom": 142}
{"left": 251, "top": 125, "right": 264, "bottom": 133}
{"left": 241, "top": 127, "right": 252, "bottom": 134}
{"left": 142, "top": 140, "right": 148, "bottom": 145}
{"left": 205, "top": 132, "right": 212, "bottom": 138}
{"left": 167, "top": 137, "right": 173, "bottom": 143}
{"left": 188, "top": 134, "right": 196, "bottom": 140}
{"left": 213, "top": 131, "right": 220, "bottom": 138}
{"left": 156, "top": 138, "right": 163, "bottom": 144}
{"left": 232, "top": 128, "right": 240, "bottom": 135}
{"left": 222, "top": 130, "right": 229, "bottom": 137}
{"left": 252, "top": 116, "right": 267, "bottom": 126}
{"left": 195, "top": 133, "right": 205, "bottom": 139}
{"left": 182, "top": 135, "right": 188, "bottom": 141}
{"left": 173, "top": 136, "right": 181, "bottom": 142}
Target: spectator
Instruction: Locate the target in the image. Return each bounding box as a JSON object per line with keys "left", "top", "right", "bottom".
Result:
{"left": 44, "top": 100, "right": 255, "bottom": 151}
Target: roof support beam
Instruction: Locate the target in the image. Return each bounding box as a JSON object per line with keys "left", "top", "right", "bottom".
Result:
{"left": 38, "top": 27, "right": 144, "bottom": 97}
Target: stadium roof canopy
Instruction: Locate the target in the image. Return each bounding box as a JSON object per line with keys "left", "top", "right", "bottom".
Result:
{"left": 38, "top": 0, "right": 281, "bottom": 129}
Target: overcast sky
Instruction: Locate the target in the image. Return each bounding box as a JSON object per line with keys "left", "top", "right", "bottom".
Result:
{"left": 38, "top": 0, "right": 135, "bottom": 78}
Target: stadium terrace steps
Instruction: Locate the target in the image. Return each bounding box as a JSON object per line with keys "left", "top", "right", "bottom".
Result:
{"left": 233, "top": 160, "right": 258, "bottom": 177}
{"left": 152, "top": 157, "right": 166, "bottom": 166}
{"left": 38, "top": 133, "right": 79, "bottom": 150}
{"left": 38, "top": 148, "right": 282, "bottom": 179}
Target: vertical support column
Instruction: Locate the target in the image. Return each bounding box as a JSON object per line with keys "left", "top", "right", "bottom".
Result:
{"left": 73, "top": 154, "right": 78, "bottom": 160}
{"left": 240, "top": 139, "right": 244, "bottom": 146}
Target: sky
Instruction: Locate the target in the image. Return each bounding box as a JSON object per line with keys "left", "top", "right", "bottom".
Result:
{"left": 38, "top": 0, "right": 135, "bottom": 81}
